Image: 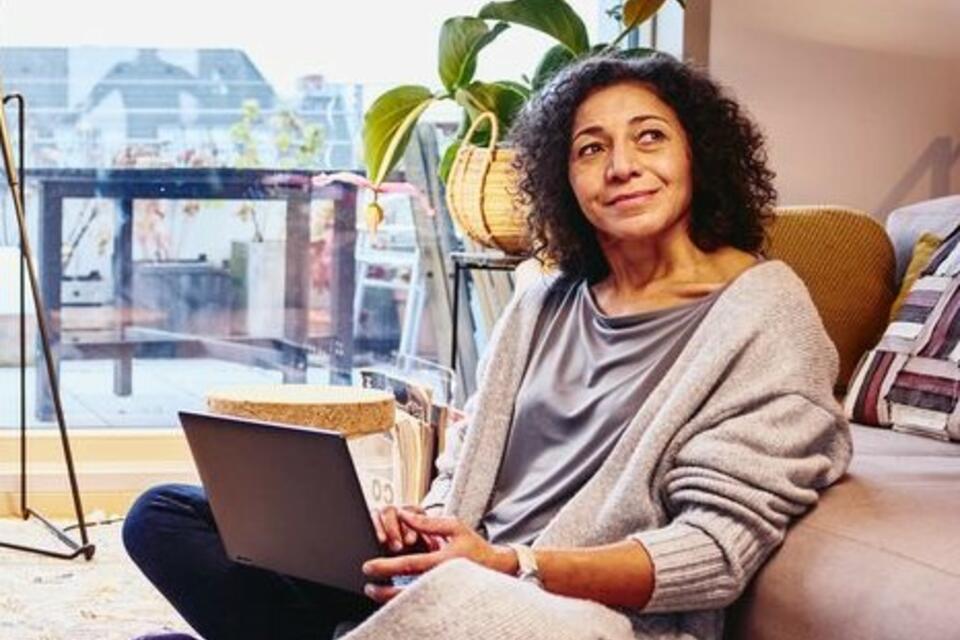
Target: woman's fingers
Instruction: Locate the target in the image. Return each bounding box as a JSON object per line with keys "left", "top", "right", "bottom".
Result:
{"left": 363, "top": 550, "right": 443, "bottom": 578}
{"left": 400, "top": 521, "right": 419, "bottom": 546}
{"left": 424, "top": 534, "right": 444, "bottom": 551}
{"left": 381, "top": 507, "right": 405, "bottom": 552}
{"left": 396, "top": 510, "right": 462, "bottom": 537}
{"left": 399, "top": 507, "right": 426, "bottom": 545}
{"left": 363, "top": 583, "right": 402, "bottom": 604}
{"left": 375, "top": 506, "right": 427, "bottom": 552}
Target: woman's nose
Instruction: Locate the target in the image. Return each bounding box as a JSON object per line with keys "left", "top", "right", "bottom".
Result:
{"left": 605, "top": 144, "right": 641, "bottom": 182}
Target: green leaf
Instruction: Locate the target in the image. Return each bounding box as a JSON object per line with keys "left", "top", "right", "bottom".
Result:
{"left": 455, "top": 81, "right": 528, "bottom": 139}
{"left": 496, "top": 79, "right": 532, "bottom": 100}
{"left": 438, "top": 139, "right": 461, "bottom": 184}
{"left": 622, "top": 0, "right": 668, "bottom": 30}
{"left": 478, "top": 0, "right": 590, "bottom": 55}
{"left": 363, "top": 85, "right": 435, "bottom": 185}
{"left": 531, "top": 43, "right": 576, "bottom": 91}
{"left": 439, "top": 18, "right": 510, "bottom": 92}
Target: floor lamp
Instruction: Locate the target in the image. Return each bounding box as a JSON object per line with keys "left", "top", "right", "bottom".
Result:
{"left": 1, "top": 81, "right": 95, "bottom": 560}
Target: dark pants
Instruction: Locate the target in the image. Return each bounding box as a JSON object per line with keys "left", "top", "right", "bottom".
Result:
{"left": 123, "top": 484, "right": 378, "bottom": 640}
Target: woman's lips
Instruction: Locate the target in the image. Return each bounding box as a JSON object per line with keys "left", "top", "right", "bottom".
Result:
{"left": 605, "top": 188, "right": 660, "bottom": 206}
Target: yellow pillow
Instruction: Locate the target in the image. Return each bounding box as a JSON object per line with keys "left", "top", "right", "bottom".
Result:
{"left": 766, "top": 207, "right": 896, "bottom": 393}
{"left": 888, "top": 233, "right": 942, "bottom": 322}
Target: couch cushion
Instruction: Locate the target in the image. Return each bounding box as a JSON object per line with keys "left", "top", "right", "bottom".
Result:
{"left": 844, "top": 224, "right": 960, "bottom": 441}
{"left": 888, "top": 232, "right": 942, "bottom": 322}
{"left": 727, "top": 424, "right": 960, "bottom": 640}
{"left": 885, "top": 195, "right": 960, "bottom": 282}
{"left": 767, "top": 207, "right": 896, "bottom": 391}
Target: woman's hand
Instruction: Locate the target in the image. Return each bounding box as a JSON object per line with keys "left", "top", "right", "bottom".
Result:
{"left": 362, "top": 510, "right": 517, "bottom": 603}
{"left": 369, "top": 505, "right": 435, "bottom": 553}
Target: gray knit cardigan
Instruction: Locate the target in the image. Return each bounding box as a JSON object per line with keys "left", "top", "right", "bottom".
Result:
{"left": 345, "top": 260, "right": 853, "bottom": 640}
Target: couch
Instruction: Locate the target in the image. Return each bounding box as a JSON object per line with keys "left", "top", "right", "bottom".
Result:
{"left": 727, "top": 196, "right": 960, "bottom": 640}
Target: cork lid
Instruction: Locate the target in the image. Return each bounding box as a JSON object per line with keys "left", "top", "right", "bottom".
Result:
{"left": 205, "top": 384, "right": 395, "bottom": 437}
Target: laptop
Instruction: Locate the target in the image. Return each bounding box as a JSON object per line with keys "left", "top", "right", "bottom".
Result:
{"left": 178, "top": 410, "right": 391, "bottom": 595}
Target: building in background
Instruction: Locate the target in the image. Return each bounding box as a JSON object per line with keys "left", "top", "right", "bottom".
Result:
{"left": 0, "top": 46, "right": 363, "bottom": 169}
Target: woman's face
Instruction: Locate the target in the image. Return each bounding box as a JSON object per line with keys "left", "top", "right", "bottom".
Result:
{"left": 568, "top": 81, "right": 693, "bottom": 245}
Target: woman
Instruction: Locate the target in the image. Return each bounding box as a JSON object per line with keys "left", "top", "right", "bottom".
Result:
{"left": 124, "top": 53, "right": 851, "bottom": 640}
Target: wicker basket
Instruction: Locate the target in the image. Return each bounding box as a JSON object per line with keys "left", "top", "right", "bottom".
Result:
{"left": 445, "top": 112, "right": 531, "bottom": 255}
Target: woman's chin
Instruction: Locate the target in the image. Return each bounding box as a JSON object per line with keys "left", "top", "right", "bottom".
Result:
{"left": 597, "top": 220, "right": 670, "bottom": 244}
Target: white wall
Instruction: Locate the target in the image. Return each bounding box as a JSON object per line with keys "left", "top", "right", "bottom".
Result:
{"left": 706, "top": 0, "right": 960, "bottom": 219}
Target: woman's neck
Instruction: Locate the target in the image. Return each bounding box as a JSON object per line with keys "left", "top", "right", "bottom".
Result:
{"left": 591, "top": 229, "right": 758, "bottom": 316}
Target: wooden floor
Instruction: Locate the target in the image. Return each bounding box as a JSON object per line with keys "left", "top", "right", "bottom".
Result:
{"left": 0, "top": 516, "right": 193, "bottom": 640}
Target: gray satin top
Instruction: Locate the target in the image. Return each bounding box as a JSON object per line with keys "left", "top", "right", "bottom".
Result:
{"left": 480, "top": 278, "right": 722, "bottom": 545}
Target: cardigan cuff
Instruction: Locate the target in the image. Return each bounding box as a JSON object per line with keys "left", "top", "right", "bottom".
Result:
{"left": 630, "top": 518, "right": 747, "bottom": 613}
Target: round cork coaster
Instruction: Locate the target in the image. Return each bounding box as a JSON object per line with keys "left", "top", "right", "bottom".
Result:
{"left": 205, "top": 384, "right": 394, "bottom": 437}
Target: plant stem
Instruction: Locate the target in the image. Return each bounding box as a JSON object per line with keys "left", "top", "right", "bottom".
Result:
{"left": 605, "top": 24, "right": 634, "bottom": 51}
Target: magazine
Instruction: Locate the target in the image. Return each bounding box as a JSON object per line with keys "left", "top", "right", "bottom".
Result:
{"left": 348, "top": 368, "right": 451, "bottom": 509}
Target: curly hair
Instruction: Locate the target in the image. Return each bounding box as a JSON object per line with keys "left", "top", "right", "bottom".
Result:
{"left": 510, "top": 52, "right": 777, "bottom": 282}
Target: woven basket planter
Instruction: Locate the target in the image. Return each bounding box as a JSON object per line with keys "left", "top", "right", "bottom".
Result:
{"left": 445, "top": 112, "right": 531, "bottom": 255}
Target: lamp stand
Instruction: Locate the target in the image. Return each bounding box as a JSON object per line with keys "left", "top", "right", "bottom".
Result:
{"left": 0, "top": 90, "right": 95, "bottom": 561}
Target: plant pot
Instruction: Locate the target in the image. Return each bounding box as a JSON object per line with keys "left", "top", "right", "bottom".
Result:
{"left": 445, "top": 112, "right": 531, "bottom": 255}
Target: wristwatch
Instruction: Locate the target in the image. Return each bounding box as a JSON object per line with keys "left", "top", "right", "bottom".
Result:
{"left": 507, "top": 543, "right": 543, "bottom": 588}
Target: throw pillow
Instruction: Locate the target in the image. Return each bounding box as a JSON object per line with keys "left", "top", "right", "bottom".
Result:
{"left": 845, "top": 224, "right": 960, "bottom": 441}
{"left": 888, "top": 232, "right": 942, "bottom": 321}
{"left": 766, "top": 206, "right": 896, "bottom": 394}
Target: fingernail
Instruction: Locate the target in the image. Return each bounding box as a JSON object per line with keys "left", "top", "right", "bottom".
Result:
{"left": 392, "top": 541, "right": 403, "bottom": 552}
{"left": 364, "top": 585, "right": 374, "bottom": 597}
{"left": 362, "top": 562, "right": 371, "bottom": 575}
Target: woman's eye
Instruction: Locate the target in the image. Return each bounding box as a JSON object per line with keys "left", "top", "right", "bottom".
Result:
{"left": 578, "top": 142, "right": 603, "bottom": 157}
{"left": 637, "top": 129, "right": 665, "bottom": 145}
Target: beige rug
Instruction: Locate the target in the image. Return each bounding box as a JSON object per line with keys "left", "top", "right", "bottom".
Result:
{"left": 0, "top": 516, "right": 196, "bottom": 640}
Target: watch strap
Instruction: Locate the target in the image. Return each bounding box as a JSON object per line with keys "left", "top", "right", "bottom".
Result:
{"left": 507, "top": 543, "right": 543, "bottom": 588}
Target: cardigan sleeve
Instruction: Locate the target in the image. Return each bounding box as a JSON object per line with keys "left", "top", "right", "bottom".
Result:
{"left": 630, "top": 391, "right": 851, "bottom": 613}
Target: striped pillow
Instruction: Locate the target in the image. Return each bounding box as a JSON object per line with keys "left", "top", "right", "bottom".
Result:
{"left": 845, "top": 225, "right": 960, "bottom": 441}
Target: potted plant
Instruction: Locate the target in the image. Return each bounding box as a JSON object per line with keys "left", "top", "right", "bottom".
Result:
{"left": 361, "top": 0, "right": 682, "bottom": 253}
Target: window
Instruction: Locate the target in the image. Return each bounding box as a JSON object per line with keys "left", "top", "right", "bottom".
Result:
{"left": 0, "top": 1, "right": 667, "bottom": 431}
